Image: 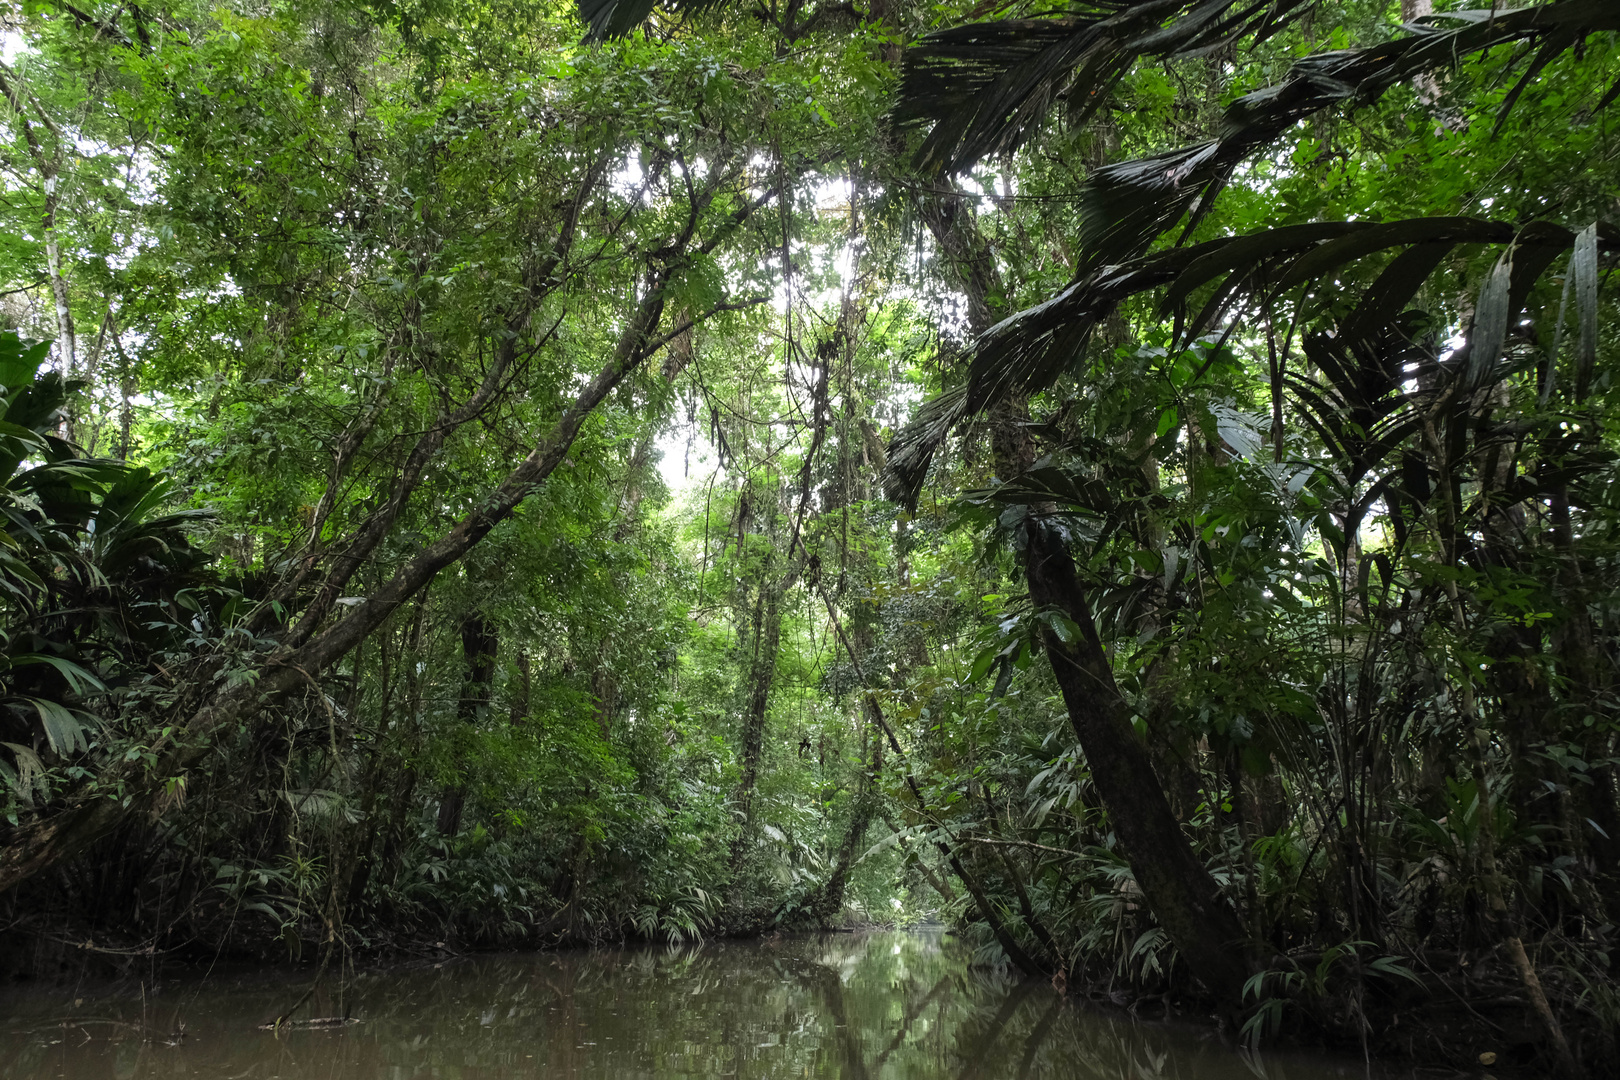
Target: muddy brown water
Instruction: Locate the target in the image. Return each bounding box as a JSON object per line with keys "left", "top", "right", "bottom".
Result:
{"left": 1, "top": 930, "right": 1444, "bottom": 1078}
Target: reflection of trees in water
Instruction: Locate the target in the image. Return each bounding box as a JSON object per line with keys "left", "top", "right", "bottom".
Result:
{"left": 872, "top": 974, "right": 950, "bottom": 1070}
{"left": 933, "top": 976, "right": 1035, "bottom": 1079}
{"left": 1015, "top": 998, "right": 1062, "bottom": 1079}
{"left": 0, "top": 934, "right": 1371, "bottom": 1080}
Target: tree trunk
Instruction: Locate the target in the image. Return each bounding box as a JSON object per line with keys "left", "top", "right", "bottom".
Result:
{"left": 510, "top": 651, "right": 531, "bottom": 726}
{"left": 915, "top": 178, "right": 1249, "bottom": 994}
{"left": 805, "top": 704, "right": 881, "bottom": 924}
{"left": 1023, "top": 518, "right": 1251, "bottom": 1006}
{"left": 729, "top": 571, "right": 786, "bottom": 864}
{"left": 437, "top": 612, "right": 497, "bottom": 838}
{"left": 43, "top": 178, "right": 76, "bottom": 381}
{"left": 0, "top": 64, "right": 75, "bottom": 391}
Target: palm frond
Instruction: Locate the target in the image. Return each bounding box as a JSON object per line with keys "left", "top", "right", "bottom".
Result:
{"left": 883, "top": 385, "right": 969, "bottom": 508}
{"left": 884, "top": 216, "right": 1620, "bottom": 508}
{"left": 897, "top": 1, "right": 1316, "bottom": 176}
{"left": 1287, "top": 315, "right": 1431, "bottom": 489}
{"left": 884, "top": 248, "right": 1199, "bottom": 504}
{"left": 1073, "top": 1, "right": 1620, "bottom": 270}
{"left": 578, "top": 0, "right": 732, "bottom": 41}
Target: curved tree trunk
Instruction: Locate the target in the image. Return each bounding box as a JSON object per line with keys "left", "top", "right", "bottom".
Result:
{"left": 1024, "top": 519, "right": 1251, "bottom": 1006}
{"left": 914, "top": 180, "right": 1250, "bottom": 998}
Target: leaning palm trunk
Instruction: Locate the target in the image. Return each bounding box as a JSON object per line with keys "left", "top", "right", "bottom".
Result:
{"left": 1024, "top": 519, "right": 1251, "bottom": 1006}
{"left": 907, "top": 179, "right": 1251, "bottom": 996}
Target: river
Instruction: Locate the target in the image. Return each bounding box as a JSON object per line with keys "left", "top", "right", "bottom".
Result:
{"left": 1, "top": 930, "right": 1426, "bottom": 1078}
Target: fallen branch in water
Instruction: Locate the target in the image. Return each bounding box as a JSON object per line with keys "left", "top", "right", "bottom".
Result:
{"left": 256, "top": 1016, "right": 359, "bottom": 1031}
{"left": 260, "top": 936, "right": 337, "bottom": 1031}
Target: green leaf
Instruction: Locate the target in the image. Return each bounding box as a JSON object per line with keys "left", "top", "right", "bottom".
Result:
{"left": 24, "top": 698, "right": 95, "bottom": 755}
{"left": 12, "top": 654, "right": 106, "bottom": 695}
{"left": 1367, "top": 954, "right": 1424, "bottom": 987}
{"left": 1466, "top": 254, "right": 1513, "bottom": 393}
{"left": 0, "top": 332, "right": 48, "bottom": 395}
{"left": 969, "top": 645, "right": 999, "bottom": 683}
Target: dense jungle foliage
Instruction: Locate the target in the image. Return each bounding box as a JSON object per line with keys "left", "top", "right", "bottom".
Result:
{"left": 0, "top": 0, "right": 1617, "bottom": 1072}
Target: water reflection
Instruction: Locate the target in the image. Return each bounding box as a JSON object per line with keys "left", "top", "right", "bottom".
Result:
{"left": 0, "top": 932, "right": 1403, "bottom": 1079}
